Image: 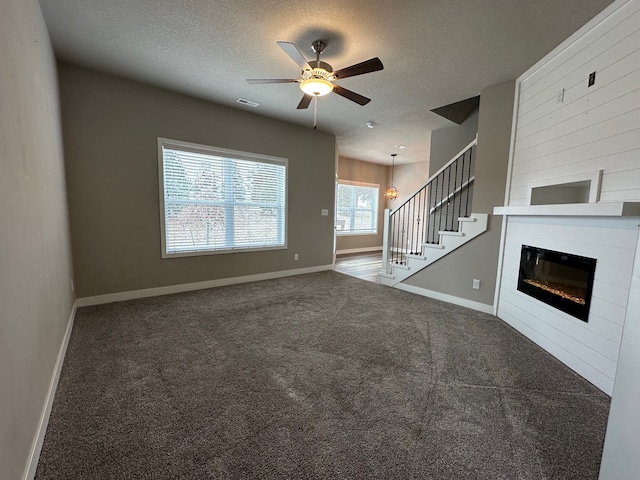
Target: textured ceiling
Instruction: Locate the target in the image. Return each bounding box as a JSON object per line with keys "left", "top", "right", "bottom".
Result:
{"left": 39, "top": 0, "right": 614, "bottom": 165}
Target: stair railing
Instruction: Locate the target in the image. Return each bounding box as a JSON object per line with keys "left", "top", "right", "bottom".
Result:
{"left": 382, "top": 136, "right": 477, "bottom": 274}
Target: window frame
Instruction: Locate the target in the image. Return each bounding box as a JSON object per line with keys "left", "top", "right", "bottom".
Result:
{"left": 335, "top": 180, "right": 379, "bottom": 236}
{"left": 157, "top": 137, "right": 288, "bottom": 258}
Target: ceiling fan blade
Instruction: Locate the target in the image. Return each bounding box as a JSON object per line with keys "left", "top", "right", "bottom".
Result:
{"left": 246, "top": 78, "right": 299, "bottom": 84}
{"left": 331, "top": 57, "right": 384, "bottom": 80}
{"left": 277, "top": 41, "right": 312, "bottom": 72}
{"left": 297, "top": 94, "right": 313, "bottom": 110}
{"left": 332, "top": 85, "right": 371, "bottom": 106}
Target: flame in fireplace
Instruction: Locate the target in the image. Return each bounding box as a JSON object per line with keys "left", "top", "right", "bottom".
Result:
{"left": 523, "top": 279, "right": 586, "bottom": 305}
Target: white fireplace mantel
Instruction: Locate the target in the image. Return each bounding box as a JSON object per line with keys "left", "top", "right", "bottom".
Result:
{"left": 494, "top": 202, "right": 640, "bottom": 217}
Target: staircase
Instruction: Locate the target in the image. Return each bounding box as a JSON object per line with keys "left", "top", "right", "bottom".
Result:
{"left": 379, "top": 136, "right": 488, "bottom": 287}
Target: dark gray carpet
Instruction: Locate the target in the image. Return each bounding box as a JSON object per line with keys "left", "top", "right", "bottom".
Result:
{"left": 36, "top": 271, "right": 610, "bottom": 479}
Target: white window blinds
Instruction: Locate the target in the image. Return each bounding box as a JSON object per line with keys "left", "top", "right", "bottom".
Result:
{"left": 159, "top": 139, "right": 287, "bottom": 256}
{"left": 336, "top": 181, "right": 379, "bottom": 235}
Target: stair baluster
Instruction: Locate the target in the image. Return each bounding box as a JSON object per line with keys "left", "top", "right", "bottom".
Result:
{"left": 382, "top": 136, "right": 477, "bottom": 275}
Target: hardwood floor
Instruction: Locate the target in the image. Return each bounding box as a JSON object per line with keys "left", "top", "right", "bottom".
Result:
{"left": 334, "top": 252, "right": 382, "bottom": 283}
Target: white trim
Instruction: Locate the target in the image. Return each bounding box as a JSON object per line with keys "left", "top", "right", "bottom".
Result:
{"left": 336, "top": 182, "right": 379, "bottom": 235}
{"left": 493, "top": 215, "right": 509, "bottom": 316}
{"left": 160, "top": 244, "right": 288, "bottom": 259}
{"left": 394, "top": 283, "right": 494, "bottom": 314}
{"left": 527, "top": 170, "right": 603, "bottom": 205}
{"left": 336, "top": 179, "right": 380, "bottom": 189}
{"left": 335, "top": 231, "right": 378, "bottom": 237}
{"left": 157, "top": 137, "right": 289, "bottom": 259}
{"left": 158, "top": 137, "right": 287, "bottom": 165}
{"left": 502, "top": 78, "right": 520, "bottom": 208}
{"left": 77, "top": 265, "right": 334, "bottom": 307}
{"left": 24, "top": 301, "right": 77, "bottom": 480}
{"left": 382, "top": 209, "right": 391, "bottom": 274}
{"left": 493, "top": 202, "right": 640, "bottom": 217}
{"left": 336, "top": 246, "right": 383, "bottom": 255}
{"left": 493, "top": 82, "right": 519, "bottom": 316}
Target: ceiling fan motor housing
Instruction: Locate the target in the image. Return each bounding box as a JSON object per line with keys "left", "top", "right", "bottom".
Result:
{"left": 302, "top": 61, "right": 333, "bottom": 79}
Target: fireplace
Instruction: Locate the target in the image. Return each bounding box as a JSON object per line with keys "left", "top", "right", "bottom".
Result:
{"left": 517, "top": 245, "right": 596, "bottom": 322}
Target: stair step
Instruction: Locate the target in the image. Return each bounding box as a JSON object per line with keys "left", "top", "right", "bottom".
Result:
{"left": 378, "top": 271, "right": 395, "bottom": 279}
{"left": 392, "top": 263, "right": 410, "bottom": 270}
{"left": 382, "top": 213, "right": 488, "bottom": 287}
{"left": 422, "top": 243, "right": 445, "bottom": 249}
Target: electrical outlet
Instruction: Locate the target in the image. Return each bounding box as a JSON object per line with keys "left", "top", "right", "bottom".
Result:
{"left": 588, "top": 71, "right": 596, "bottom": 87}
{"left": 556, "top": 88, "right": 565, "bottom": 104}
{"left": 294, "top": 253, "right": 299, "bottom": 261}
{"left": 472, "top": 279, "right": 480, "bottom": 290}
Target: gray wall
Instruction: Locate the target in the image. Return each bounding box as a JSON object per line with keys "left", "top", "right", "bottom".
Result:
{"left": 384, "top": 109, "right": 478, "bottom": 222}
{"left": 59, "top": 64, "right": 336, "bottom": 298}
{"left": 388, "top": 161, "right": 430, "bottom": 208}
{"left": 0, "top": 1, "right": 75, "bottom": 478}
{"left": 429, "top": 108, "right": 479, "bottom": 175}
{"left": 403, "top": 80, "right": 515, "bottom": 306}
{"left": 336, "top": 156, "right": 388, "bottom": 252}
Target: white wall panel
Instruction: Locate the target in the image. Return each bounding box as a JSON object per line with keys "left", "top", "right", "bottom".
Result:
{"left": 517, "top": 26, "right": 640, "bottom": 129}
{"left": 507, "top": 0, "right": 640, "bottom": 206}
{"left": 517, "top": 76, "right": 640, "bottom": 154}
{"left": 498, "top": 302, "right": 615, "bottom": 394}
{"left": 518, "top": 2, "right": 640, "bottom": 106}
{"left": 514, "top": 110, "right": 640, "bottom": 166}
{"left": 511, "top": 149, "right": 639, "bottom": 189}
{"left": 510, "top": 129, "right": 640, "bottom": 187}
{"left": 496, "top": 1, "right": 640, "bottom": 395}
{"left": 496, "top": 216, "right": 639, "bottom": 394}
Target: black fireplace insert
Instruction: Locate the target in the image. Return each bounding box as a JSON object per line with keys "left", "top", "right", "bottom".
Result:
{"left": 517, "top": 245, "right": 596, "bottom": 322}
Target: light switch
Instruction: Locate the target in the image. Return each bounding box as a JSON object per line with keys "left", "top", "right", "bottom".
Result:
{"left": 321, "top": 209, "right": 329, "bottom": 216}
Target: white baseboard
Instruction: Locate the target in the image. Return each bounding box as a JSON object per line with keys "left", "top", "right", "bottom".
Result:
{"left": 394, "top": 283, "right": 494, "bottom": 314}
{"left": 335, "top": 246, "right": 383, "bottom": 255}
{"left": 24, "top": 301, "right": 77, "bottom": 480}
{"left": 77, "top": 265, "right": 334, "bottom": 307}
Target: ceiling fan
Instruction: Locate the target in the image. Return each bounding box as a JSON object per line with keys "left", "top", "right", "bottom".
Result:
{"left": 247, "top": 40, "right": 383, "bottom": 126}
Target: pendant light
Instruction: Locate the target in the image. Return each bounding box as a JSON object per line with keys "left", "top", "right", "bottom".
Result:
{"left": 385, "top": 153, "right": 399, "bottom": 201}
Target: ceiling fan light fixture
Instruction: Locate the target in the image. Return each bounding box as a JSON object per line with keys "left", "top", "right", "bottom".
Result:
{"left": 300, "top": 77, "right": 334, "bottom": 97}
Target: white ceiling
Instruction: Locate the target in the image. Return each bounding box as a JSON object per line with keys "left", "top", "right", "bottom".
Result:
{"left": 39, "top": 0, "right": 614, "bottom": 165}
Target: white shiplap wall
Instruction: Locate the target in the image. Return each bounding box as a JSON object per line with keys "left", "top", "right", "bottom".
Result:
{"left": 508, "top": 0, "right": 640, "bottom": 206}
{"left": 496, "top": 0, "right": 640, "bottom": 395}
{"left": 498, "top": 217, "right": 638, "bottom": 394}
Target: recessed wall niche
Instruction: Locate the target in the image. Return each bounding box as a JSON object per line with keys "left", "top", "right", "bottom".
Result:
{"left": 528, "top": 170, "right": 602, "bottom": 206}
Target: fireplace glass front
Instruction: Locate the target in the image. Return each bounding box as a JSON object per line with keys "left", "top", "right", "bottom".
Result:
{"left": 517, "top": 245, "right": 596, "bottom": 322}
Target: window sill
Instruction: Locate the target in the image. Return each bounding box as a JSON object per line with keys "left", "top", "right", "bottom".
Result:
{"left": 336, "top": 231, "right": 378, "bottom": 237}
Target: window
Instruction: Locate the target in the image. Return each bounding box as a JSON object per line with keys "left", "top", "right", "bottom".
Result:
{"left": 158, "top": 138, "right": 287, "bottom": 257}
{"left": 336, "top": 181, "right": 379, "bottom": 235}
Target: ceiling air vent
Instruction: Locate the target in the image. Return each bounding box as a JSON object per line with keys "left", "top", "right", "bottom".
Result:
{"left": 236, "top": 98, "right": 259, "bottom": 108}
